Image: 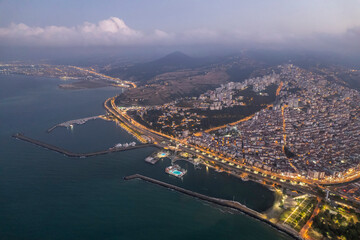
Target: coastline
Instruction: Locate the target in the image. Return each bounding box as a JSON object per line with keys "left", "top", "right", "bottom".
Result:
{"left": 1, "top": 73, "right": 295, "bottom": 239}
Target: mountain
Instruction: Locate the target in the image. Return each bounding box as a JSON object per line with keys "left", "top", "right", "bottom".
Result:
{"left": 149, "top": 51, "right": 198, "bottom": 67}
{"left": 104, "top": 51, "right": 216, "bottom": 84}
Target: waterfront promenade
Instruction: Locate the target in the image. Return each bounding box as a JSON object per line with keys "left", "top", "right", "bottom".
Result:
{"left": 13, "top": 133, "right": 158, "bottom": 157}
{"left": 124, "top": 174, "right": 303, "bottom": 240}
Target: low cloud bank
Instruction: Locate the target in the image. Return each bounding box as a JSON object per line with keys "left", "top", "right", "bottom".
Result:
{"left": 0, "top": 17, "right": 359, "bottom": 54}
{"left": 0, "top": 17, "right": 169, "bottom": 46}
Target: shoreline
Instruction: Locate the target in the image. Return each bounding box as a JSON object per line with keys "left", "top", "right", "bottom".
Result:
{"left": 0, "top": 72, "right": 125, "bottom": 90}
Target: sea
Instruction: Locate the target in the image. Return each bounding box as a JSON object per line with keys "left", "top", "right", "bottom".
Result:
{"left": 0, "top": 74, "right": 292, "bottom": 240}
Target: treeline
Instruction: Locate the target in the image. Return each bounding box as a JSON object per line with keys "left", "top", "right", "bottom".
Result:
{"left": 313, "top": 209, "right": 360, "bottom": 240}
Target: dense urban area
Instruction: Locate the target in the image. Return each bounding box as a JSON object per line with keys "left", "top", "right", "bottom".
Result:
{"left": 2, "top": 57, "right": 360, "bottom": 240}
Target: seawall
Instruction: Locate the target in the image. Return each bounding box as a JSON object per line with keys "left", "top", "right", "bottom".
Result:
{"left": 12, "top": 133, "right": 159, "bottom": 158}
{"left": 124, "top": 174, "right": 303, "bottom": 240}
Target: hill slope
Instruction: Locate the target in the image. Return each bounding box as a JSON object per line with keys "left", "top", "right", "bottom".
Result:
{"left": 104, "top": 51, "right": 216, "bottom": 84}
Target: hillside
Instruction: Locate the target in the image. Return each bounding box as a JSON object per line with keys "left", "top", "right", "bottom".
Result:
{"left": 103, "top": 51, "right": 216, "bottom": 84}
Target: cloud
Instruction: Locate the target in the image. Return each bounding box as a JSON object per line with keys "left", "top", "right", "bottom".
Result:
{"left": 0, "top": 17, "right": 162, "bottom": 46}
{"left": 277, "top": 26, "right": 360, "bottom": 53}
{"left": 0, "top": 17, "right": 360, "bottom": 54}
{"left": 342, "top": 26, "right": 360, "bottom": 49}
{"left": 0, "top": 17, "right": 288, "bottom": 47}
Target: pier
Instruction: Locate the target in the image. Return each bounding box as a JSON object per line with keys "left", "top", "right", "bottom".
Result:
{"left": 13, "top": 133, "right": 159, "bottom": 158}
{"left": 145, "top": 156, "right": 160, "bottom": 165}
{"left": 124, "top": 174, "right": 303, "bottom": 240}
{"left": 47, "top": 115, "right": 103, "bottom": 133}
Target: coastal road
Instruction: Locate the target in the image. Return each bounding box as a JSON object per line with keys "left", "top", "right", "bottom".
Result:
{"left": 104, "top": 95, "right": 360, "bottom": 188}
{"left": 104, "top": 96, "right": 317, "bottom": 193}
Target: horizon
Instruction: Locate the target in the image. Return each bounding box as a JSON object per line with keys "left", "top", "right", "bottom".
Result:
{"left": 1, "top": 2, "right": 360, "bottom": 240}
{"left": 1, "top": 0, "right": 360, "bottom": 60}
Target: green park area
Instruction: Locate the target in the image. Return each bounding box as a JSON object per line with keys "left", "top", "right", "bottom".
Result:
{"left": 309, "top": 204, "right": 360, "bottom": 240}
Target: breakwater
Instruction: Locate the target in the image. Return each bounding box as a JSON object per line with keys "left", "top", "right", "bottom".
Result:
{"left": 12, "top": 133, "right": 159, "bottom": 158}
{"left": 124, "top": 174, "right": 303, "bottom": 240}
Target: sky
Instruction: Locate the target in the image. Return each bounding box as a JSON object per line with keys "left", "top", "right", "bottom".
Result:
{"left": 0, "top": 0, "right": 360, "bottom": 53}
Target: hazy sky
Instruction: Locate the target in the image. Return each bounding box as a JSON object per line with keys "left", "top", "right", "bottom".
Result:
{"left": 0, "top": 0, "right": 360, "bottom": 52}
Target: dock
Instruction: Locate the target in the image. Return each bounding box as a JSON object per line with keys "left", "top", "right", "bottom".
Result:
{"left": 12, "top": 133, "right": 159, "bottom": 158}
{"left": 47, "top": 115, "right": 103, "bottom": 133}
{"left": 145, "top": 156, "right": 160, "bottom": 165}
{"left": 124, "top": 174, "right": 303, "bottom": 240}
{"left": 144, "top": 151, "right": 170, "bottom": 165}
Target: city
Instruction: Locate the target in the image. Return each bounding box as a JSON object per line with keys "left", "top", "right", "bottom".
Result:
{"left": 2, "top": 58, "right": 360, "bottom": 240}
{"left": 101, "top": 62, "right": 360, "bottom": 240}
{"left": 1, "top": 1, "right": 360, "bottom": 240}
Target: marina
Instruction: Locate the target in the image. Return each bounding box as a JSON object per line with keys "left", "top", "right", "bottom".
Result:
{"left": 0, "top": 74, "right": 281, "bottom": 240}
{"left": 1, "top": 73, "right": 286, "bottom": 239}
{"left": 124, "top": 174, "right": 301, "bottom": 240}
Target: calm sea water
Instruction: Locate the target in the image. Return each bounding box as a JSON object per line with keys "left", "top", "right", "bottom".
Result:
{"left": 0, "top": 75, "right": 291, "bottom": 240}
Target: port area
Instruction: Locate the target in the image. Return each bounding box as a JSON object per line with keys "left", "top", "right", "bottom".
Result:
{"left": 47, "top": 115, "right": 106, "bottom": 133}
{"left": 145, "top": 151, "right": 170, "bottom": 165}
{"left": 109, "top": 142, "right": 137, "bottom": 150}
{"left": 13, "top": 133, "right": 159, "bottom": 157}
{"left": 165, "top": 164, "right": 187, "bottom": 178}
{"left": 124, "top": 174, "right": 302, "bottom": 240}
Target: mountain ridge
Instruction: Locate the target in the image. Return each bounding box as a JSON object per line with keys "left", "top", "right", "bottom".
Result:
{"left": 103, "top": 51, "right": 216, "bottom": 84}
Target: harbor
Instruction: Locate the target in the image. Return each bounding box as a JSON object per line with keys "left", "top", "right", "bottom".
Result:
{"left": 1, "top": 74, "right": 293, "bottom": 240}
{"left": 124, "top": 174, "right": 302, "bottom": 240}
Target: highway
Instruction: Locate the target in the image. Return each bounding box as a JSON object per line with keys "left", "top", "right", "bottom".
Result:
{"left": 104, "top": 96, "right": 312, "bottom": 187}
{"left": 104, "top": 95, "right": 360, "bottom": 188}
{"left": 101, "top": 80, "right": 360, "bottom": 238}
